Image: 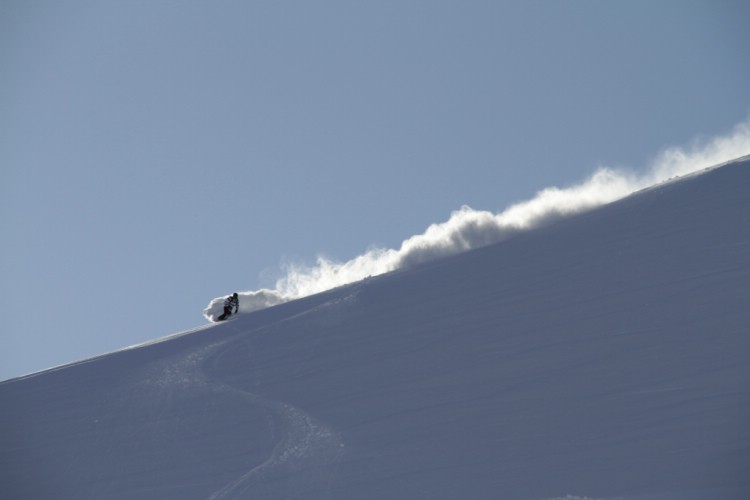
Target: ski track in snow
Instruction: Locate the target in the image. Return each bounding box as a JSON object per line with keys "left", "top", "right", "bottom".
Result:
{"left": 207, "top": 393, "right": 343, "bottom": 500}
{"left": 136, "top": 302, "right": 346, "bottom": 500}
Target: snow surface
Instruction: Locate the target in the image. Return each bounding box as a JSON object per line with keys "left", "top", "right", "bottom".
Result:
{"left": 2, "top": 157, "right": 750, "bottom": 499}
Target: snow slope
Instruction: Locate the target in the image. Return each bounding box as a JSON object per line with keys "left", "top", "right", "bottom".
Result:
{"left": 2, "top": 157, "right": 749, "bottom": 500}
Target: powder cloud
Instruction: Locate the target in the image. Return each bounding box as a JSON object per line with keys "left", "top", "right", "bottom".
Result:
{"left": 204, "top": 119, "right": 750, "bottom": 321}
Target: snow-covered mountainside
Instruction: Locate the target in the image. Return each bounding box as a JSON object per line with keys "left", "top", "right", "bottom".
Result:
{"left": 2, "top": 157, "right": 749, "bottom": 500}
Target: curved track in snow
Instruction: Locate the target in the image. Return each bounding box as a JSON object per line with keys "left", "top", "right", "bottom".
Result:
{"left": 134, "top": 329, "right": 344, "bottom": 500}
{"left": 135, "top": 304, "right": 346, "bottom": 500}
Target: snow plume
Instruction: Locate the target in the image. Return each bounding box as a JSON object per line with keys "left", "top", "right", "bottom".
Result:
{"left": 204, "top": 119, "right": 750, "bottom": 321}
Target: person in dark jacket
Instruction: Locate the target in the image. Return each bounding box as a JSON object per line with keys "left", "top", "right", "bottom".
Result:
{"left": 217, "top": 293, "right": 239, "bottom": 321}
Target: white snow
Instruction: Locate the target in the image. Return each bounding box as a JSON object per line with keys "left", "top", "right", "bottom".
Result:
{"left": 204, "top": 119, "right": 750, "bottom": 318}
{"left": 2, "top": 156, "right": 750, "bottom": 499}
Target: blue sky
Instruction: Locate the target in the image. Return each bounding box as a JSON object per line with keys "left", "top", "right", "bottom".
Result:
{"left": 2, "top": 0, "right": 749, "bottom": 381}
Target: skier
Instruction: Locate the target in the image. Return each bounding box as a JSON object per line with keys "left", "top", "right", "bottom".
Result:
{"left": 217, "top": 293, "right": 239, "bottom": 321}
